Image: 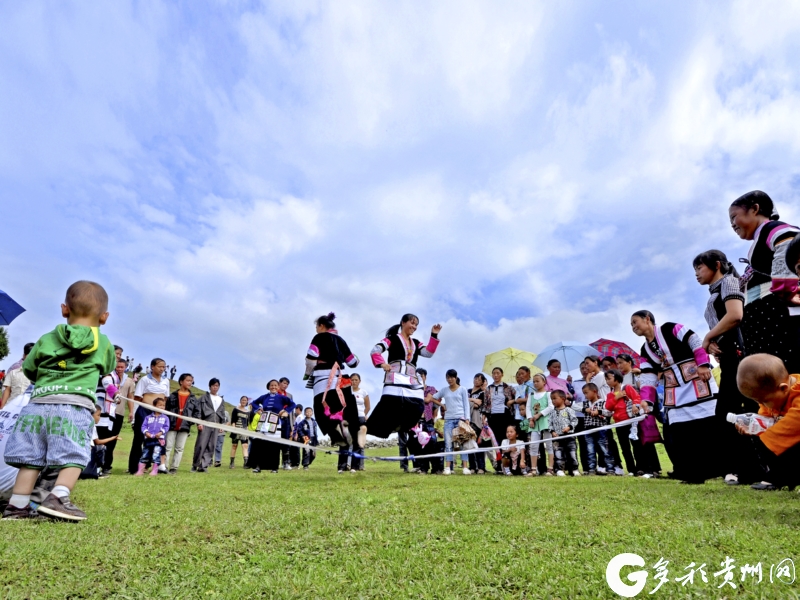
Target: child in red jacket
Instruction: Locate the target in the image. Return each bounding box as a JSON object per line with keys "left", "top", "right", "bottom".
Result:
{"left": 605, "top": 369, "right": 643, "bottom": 476}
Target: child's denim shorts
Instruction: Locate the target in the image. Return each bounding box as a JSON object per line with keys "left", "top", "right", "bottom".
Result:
{"left": 4, "top": 402, "right": 93, "bottom": 469}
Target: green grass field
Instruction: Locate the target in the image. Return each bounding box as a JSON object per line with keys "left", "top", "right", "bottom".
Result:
{"left": 1, "top": 432, "right": 799, "bottom": 600}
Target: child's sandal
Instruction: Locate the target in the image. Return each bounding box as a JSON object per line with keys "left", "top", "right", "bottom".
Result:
{"left": 545, "top": 468, "right": 555, "bottom": 476}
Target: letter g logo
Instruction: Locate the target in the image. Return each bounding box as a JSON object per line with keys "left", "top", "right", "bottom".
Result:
{"left": 606, "top": 553, "right": 648, "bottom": 597}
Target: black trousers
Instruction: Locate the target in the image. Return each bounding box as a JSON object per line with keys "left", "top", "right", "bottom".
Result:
{"left": 755, "top": 438, "right": 800, "bottom": 489}
{"left": 101, "top": 415, "right": 125, "bottom": 470}
{"left": 398, "top": 430, "right": 409, "bottom": 470}
{"left": 615, "top": 424, "right": 639, "bottom": 473}
{"left": 574, "top": 418, "right": 589, "bottom": 472}
{"left": 250, "top": 439, "right": 281, "bottom": 471}
{"left": 487, "top": 413, "right": 509, "bottom": 471}
{"left": 127, "top": 406, "right": 151, "bottom": 473}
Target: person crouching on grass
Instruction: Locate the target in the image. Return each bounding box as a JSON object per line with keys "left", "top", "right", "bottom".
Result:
{"left": 294, "top": 407, "right": 320, "bottom": 470}
{"left": 80, "top": 405, "right": 122, "bottom": 480}
{"left": 736, "top": 354, "right": 800, "bottom": 491}
{"left": 534, "top": 389, "right": 579, "bottom": 477}
{"left": 136, "top": 397, "right": 170, "bottom": 476}
{"left": 500, "top": 424, "right": 527, "bottom": 475}
{"left": 2, "top": 281, "right": 117, "bottom": 521}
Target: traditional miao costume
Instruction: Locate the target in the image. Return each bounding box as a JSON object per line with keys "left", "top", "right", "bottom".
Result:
{"left": 305, "top": 330, "right": 360, "bottom": 447}
{"left": 639, "top": 322, "right": 723, "bottom": 483}
{"left": 704, "top": 273, "right": 761, "bottom": 482}
{"left": 740, "top": 220, "right": 800, "bottom": 373}
{"left": 365, "top": 332, "right": 440, "bottom": 439}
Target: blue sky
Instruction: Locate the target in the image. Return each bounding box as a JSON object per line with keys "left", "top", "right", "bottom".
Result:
{"left": 2, "top": 1, "right": 799, "bottom": 401}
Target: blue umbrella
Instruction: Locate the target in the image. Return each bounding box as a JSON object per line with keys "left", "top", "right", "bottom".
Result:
{"left": 532, "top": 341, "right": 598, "bottom": 373}
{"left": 0, "top": 290, "right": 25, "bottom": 326}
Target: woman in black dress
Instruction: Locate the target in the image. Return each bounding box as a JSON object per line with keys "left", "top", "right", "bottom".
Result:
{"left": 365, "top": 314, "right": 442, "bottom": 439}
{"left": 729, "top": 190, "right": 800, "bottom": 372}
{"left": 694, "top": 250, "right": 759, "bottom": 484}
{"left": 304, "top": 313, "right": 360, "bottom": 448}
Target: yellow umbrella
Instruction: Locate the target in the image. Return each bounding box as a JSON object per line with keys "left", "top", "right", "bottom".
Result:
{"left": 482, "top": 348, "right": 543, "bottom": 384}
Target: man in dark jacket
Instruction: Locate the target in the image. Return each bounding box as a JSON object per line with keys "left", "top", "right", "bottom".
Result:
{"left": 191, "top": 378, "right": 227, "bottom": 472}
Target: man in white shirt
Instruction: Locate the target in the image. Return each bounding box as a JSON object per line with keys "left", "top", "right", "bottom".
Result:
{"left": 128, "top": 358, "right": 170, "bottom": 473}
{"left": 0, "top": 343, "right": 34, "bottom": 408}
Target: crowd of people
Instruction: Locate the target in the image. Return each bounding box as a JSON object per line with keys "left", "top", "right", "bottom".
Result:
{"left": 0, "top": 190, "right": 799, "bottom": 522}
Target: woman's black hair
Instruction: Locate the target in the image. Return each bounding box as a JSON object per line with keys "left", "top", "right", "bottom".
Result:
{"left": 178, "top": 373, "right": 193, "bottom": 384}
{"left": 417, "top": 368, "right": 427, "bottom": 376}
{"left": 474, "top": 373, "right": 487, "bottom": 384}
{"left": 616, "top": 354, "right": 634, "bottom": 365}
{"left": 316, "top": 312, "right": 336, "bottom": 329}
{"left": 445, "top": 369, "right": 460, "bottom": 385}
{"left": 546, "top": 359, "right": 560, "bottom": 368}
{"left": 351, "top": 372, "right": 360, "bottom": 380}
{"left": 266, "top": 379, "right": 279, "bottom": 389}
{"left": 730, "top": 190, "right": 779, "bottom": 221}
{"left": 584, "top": 356, "right": 600, "bottom": 365}
{"left": 692, "top": 249, "right": 740, "bottom": 277}
{"left": 606, "top": 369, "right": 624, "bottom": 384}
{"left": 492, "top": 367, "right": 504, "bottom": 375}
{"left": 784, "top": 235, "right": 800, "bottom": 275}
{"left": 601, "top": 356, "right": 617, "bottom": 366}
{"left": 240, "top": 395, "right": 249, "bottom": 403}
{"left": 632, "top": 310, "right": 655, "bottom": 324}
{"left": 209, "top": 378, "right": 220, "bottom": 388}
{"left": 386, "top": 313, "right": 419, "bottom": 337}
{"left": 151, "top": 357, "right": 165, "bottom": 367}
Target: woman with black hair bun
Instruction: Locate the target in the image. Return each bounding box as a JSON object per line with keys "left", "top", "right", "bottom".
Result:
{"left": 729, "top": 190, "right": 800, "bottom": 372}
{"left": 694, "top": 249, "right": 760, "bottom": 484}
{"left": 366, "top": 314, "right": 443, "bottom": 439}
{"left": 631, "top": 310, "right": 723, "bottom": 483}
{"left": 304, "top": 312, "right": 360, "bottom": 449}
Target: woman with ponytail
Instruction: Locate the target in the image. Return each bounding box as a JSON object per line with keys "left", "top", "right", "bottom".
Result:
{"left": 366, "top": 314, "right": 443, "bottom": 439}
{"left": 729, "top": 191, "right": 800, "bottom": 372}
{"left": 304, "top": 313, "right": 361, "bottom": 450}
{"left": 694, "top": 250, "right": 759, "bottom": 484}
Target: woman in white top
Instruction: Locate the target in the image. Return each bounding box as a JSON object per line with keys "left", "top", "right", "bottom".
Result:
{"left": 616, "top": 354, "right": 641, "bottom": 390}
{"left": 426, "top": 369, "right": 471, "bottom": 476}
{"left": 350, "top": 373, "right": 371, "bottom": 471}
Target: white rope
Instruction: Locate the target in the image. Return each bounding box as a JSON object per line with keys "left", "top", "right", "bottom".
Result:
{"left": 125, "top": 396, "right": 651, "bottom": 462}
{"left": 125, "top": 397, "right": 325, "bottom": 452}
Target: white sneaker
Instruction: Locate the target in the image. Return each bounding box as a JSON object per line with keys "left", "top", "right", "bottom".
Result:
{"left": 350, "top": 469, "right": 357, "bottom": 473}
{"left": 443, "top": 468, "right": 452, "bottom": 475}
{"left": 627, "top": 472, "right": 635, "bottom": 476}
{"left": 158, "top": 466, "right": 168, "bottom": 474}
{"left": 640, "top": 473, "right": 653, "bottom": 479}
{"left": 615, "top": 467, "right": 625, "bottom": 476}
{"left": 572, "top": 471, "right": 581, "bottom": 477}
{"left": 462, "top": 468, "right": 471, "bottom": 475}
{"left": 285, "top": 465, "right": 293, "bottom": 471}
{"left": 337, "top": 469, "right": 344, "bottom": 474}
{"left": 556, "top": 470, "right": 566, "bottom": 477}
{"left": 597, "top": 467, "right": 607, "bottom": 475}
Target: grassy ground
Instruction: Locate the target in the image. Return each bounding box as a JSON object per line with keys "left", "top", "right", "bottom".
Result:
{"left": 1, "top": 433, "right": 799, "bottom": 600}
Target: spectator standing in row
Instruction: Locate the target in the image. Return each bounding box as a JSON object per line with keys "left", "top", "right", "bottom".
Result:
{"left": 230, "top": 396, "right": 251, "bottom": 468}
{"left": 192, "top": 378, "right": 227, "bottom": 472}
{"left": 165, "top": 373, "right": 198, "bottom": 474}
{"left": 213, "top": 409, "right": 230, "bottom": 467}
{"left": 128, "top": 358, "right": 170, "bottom": 474}
{"left": 0, "top": 343, "right": 34, "bottom": 408}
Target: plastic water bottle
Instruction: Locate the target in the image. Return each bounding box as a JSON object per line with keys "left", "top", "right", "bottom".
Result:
{"left": 726, "top": 412, "right": 775, "bottom": 434}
